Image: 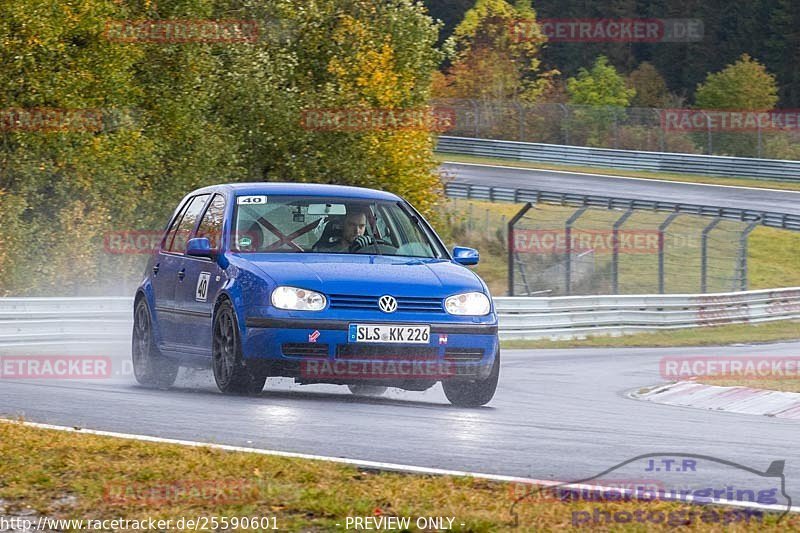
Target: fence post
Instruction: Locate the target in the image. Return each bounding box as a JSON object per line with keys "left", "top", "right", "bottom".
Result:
{"left": 612, "top": 209, "right": 635, "bottom": 294}
{"left": 558, "top": 103, "right": 570, "bottom": 145}
{"left": 702, "top": 111, "right": 713, "bottom": 155}
{"left": 565, "top": 207, "right": 588, "bottom": 296}
{"left": 507, "top": 203, "right": 533, "bottom": 296}
{"left": 658, "top": 212, "right": 681, "bottom": 294}
{"left": 470, "top": 98, "right": 479, "bottom": 138}
{"left": 654, "top": 109, "right": 666, "bottom": 152}
{"left": 700, "top": 217, "right": 722, "bottom": 292}
{"left": 757, "top": 123, "right": 763, "bottom": 158}
{"left": 738, "top": 220, "right": 760, "bottom": 291}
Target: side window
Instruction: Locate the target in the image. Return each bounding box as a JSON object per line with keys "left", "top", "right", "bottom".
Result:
{"left": 196, "top": 194, "right": 226, "bottom": 251}
{"left": 162, "top": 199, "right": 192, "bottom": 253}
{"left": 166, "top": 194, "right": 210, "bottom": 253}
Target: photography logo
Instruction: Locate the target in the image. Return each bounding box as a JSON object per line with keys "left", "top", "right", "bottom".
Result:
{"left": 509, "top": 453, "right": 792, "bottom": 527}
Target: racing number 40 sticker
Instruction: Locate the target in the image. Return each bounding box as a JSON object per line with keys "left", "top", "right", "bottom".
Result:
{"left": 196, "top": 272, "right": 211, "bottom": 302}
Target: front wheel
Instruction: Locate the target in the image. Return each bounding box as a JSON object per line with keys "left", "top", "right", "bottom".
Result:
{"left": 441, "top": 351, "right": 500, "bottom": 407}
{"left": 132, "top": 298, "right": 178, "bottom": 389}
{"left": 212, "top": 300, "right": 266, "bottom": 395}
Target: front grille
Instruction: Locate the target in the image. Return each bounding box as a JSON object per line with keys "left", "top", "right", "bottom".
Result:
{"left": 444, "top": 348, "right": 485, "bottom": 362}
{"left": 329, "top": 295, "right": 444, "bottom": 313}
{"left": 282, "top": 343, "right": 329, "bottom": 357}
{"left": 336, "top": 344, "right": 439, "bottom": 360}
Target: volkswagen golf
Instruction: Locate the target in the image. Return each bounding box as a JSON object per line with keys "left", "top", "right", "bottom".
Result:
{"left": 132, "top": 183, "right": 499, "bottom": 406}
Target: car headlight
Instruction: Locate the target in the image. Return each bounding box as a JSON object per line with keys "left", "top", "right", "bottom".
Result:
{"left": 444, "top": 292, "right": 491, "bottom": 316}
{"left": 271, "top": 286, "right": 327, "bottom": 311}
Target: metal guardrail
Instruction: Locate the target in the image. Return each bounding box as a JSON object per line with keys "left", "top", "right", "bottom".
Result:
{"left": 437, "top": 136, "right": 800, "bottom": 182}
{"left": 444, "top": 182, "right": 800, "bottom": 231}
{"left": 0, "top": 291, "right": 798, "bottom": 345}
{"left": 0, "top": 298, "right": 131, "bottom": 346}
{"left": 495, "top": 287, "right": 800, "bottom": 340}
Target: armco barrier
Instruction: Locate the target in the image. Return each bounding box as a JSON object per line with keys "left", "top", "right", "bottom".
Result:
{"left": 0, "top": 297, "right": 131, "bottom": 347}
{"left": 0, "top": 289, "right": 798, "bottom": 345}
{"left": 437, "top": 136, "right": 800, "bottom": 182}
{"left": 494, "top": 287, "right": 800, "bottom": 340}
{"left": 444, "top": 182, "right": 800, "bottom": 231}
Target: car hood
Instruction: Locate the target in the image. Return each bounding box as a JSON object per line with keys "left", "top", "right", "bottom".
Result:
{"left": 238, "top": 254, "right": 486, "bottom": 297}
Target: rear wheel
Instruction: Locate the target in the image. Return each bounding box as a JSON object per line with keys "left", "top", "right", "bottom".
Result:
{"left": 212, "top": 300, "right": 266, "bottom": 395}
{"left": 347, "top": 384, "right": 388, "bottom": 397}
{"left": 442, "top": 351, "right": 500, "bottom": 407}
{"left": 132, "top": 298, "right": 178, "bottom": 389}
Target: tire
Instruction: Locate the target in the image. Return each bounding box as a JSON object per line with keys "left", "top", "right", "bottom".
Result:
{"left": 347, "top": 384, "right": 388, "bottom": 397}
{"left": 212, "top": 300, "right": 266, "bottom": 395}
{"left": 441, "top": 351, "right": 500, "bottom": 407}
{"left": 132, "top": 298, "right": 179, "bottom": 389}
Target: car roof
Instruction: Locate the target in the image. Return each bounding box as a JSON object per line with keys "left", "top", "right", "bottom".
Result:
{"left": 189, "top": 182, "right": 402, "bottom": 202}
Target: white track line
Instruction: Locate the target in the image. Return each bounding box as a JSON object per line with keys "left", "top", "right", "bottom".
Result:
{"left": 442, "top": 161, "right": 800, "bottom": 195}
{"left": 3, "top": 419, "right": 797, "bottom": 515}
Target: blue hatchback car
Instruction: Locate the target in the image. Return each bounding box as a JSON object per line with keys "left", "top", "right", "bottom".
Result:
{"left": 132, "top": 183, "right": 499, "bottom": 406}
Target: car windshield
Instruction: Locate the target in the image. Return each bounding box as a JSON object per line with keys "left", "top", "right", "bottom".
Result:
{"left": 232, "top": 195, "right": 444, "bottom": 258}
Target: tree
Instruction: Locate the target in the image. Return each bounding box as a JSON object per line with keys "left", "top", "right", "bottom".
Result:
{"left": 694, "top": 54, "right": 779, "bottom": 157}
{"left": 765, "top": 0, "right": 800, "bottom": 107}
{"left": 627, "top": 62, "right": 670, "bottom": 108}
{"left": 422, "top": 0, "right": 475, "bottom": 45}
{"left": 694, "top": 54, "right": 778, "bottom": 110}
{"left": 435, "top": 0, "right": 555, "bottom": 101}
{"left": 0, "top": 0, "right": 446, "bottom": 295}
{"left": 216, "top": 0, "right": 445, "bottom": 217}
{"left": 565, "top": 56, "right": 635, "bottom": 147}
{"left": 567, "top": 56, "right": 635, "bottom": 107}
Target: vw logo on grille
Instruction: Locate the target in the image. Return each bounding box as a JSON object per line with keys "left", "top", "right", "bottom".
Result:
{"left": 378, "top": 295, "right": 398, "bottom": 313}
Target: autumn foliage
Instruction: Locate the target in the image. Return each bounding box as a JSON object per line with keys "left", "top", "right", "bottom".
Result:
{"left": 0, "top": 0, "right": 443, "bottom": 295}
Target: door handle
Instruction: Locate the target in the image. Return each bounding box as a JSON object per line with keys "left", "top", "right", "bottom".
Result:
{"left": 152, "top": 263, "right": 160, "bottom": 275}
{"left": 177, "top": 268, "right": 185, "bottom": 281}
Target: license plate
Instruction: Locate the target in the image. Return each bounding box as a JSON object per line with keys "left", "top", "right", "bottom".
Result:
{"left": 349, "top": 324, "right": 430, "bottom": 344}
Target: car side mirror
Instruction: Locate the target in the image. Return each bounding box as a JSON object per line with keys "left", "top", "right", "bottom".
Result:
{"left": 186, "top": 237, "right": 214, "bottom": 259}
{"left": 452, "top": 246, "right": 479, "bottom": 266}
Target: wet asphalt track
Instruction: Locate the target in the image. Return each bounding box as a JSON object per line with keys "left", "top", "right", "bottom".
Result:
{"left": 440, "top": 162, "right": 800, "bottom": 216}
{"left": 2, "top": 341, "right": 799, "bottom": 505}
{"left": 3, "top": 166, "right": 800, "bottom": 514}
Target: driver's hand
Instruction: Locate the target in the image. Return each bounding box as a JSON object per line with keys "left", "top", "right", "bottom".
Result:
{"left": 349, "top": 235, "right": 375, "bottom": 251}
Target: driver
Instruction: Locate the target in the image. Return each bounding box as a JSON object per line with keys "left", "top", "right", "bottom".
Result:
{"left": 314, "top": 206, "right": 376, "bottom": 252}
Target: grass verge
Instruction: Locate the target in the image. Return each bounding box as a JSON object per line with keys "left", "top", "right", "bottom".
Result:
{"left": 501, "top": 320, "right": 800, "bottom": 350}
{"left": 440, "top": 199, "right": 800, "bottom": 296}
{"left": 1, "top": 421, "right": 795, "bottom": 531}
{"left": 437, "top": 153, "right": 800, "bottom": 193}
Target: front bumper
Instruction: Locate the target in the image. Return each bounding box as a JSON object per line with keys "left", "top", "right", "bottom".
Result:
{"left": 242, "top": 318, "right": 498, "bottom": 382}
